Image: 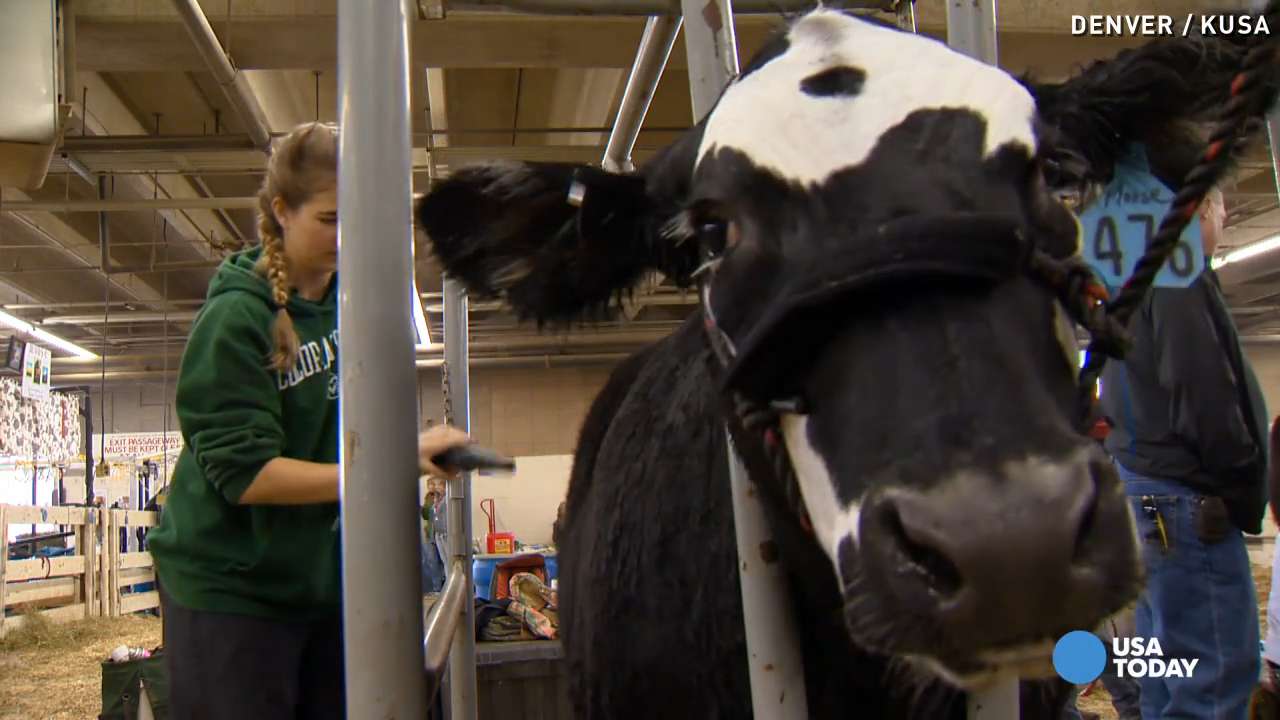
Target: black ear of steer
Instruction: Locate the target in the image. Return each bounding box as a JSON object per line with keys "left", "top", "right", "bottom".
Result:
{"left": 414, "top": 124, "right": 708, "bottom": 328}
{"left": 413, "top": 7, "right": 1280, "bottom": 719}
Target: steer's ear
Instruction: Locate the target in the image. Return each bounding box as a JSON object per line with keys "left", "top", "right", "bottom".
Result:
{"left": 415, "top": 141, "right": 702, "bottom": 326}
{"left": 1025, "top": 21, "right": 1280, "bottom": 193}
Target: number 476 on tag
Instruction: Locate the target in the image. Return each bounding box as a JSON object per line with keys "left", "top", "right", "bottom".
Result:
{"left": 1078, "top": 147, "right": 1205, "bottom": 290}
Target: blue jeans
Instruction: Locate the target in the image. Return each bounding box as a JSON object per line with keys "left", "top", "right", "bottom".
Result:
{"left": 1118, "top": 464, "right": 1259, "bottom": 720}
{"left": 421, "top": 537, "right": 445, "bottom": 594}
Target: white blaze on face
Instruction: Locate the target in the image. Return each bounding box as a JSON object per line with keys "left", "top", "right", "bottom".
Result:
{"left": 696, "top": 9, "right": 1038, "bottom": 187}
{"left": 779, "top": 413, "right": 861, "bottom": 577}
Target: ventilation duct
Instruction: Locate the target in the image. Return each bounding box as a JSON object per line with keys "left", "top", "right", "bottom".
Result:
{"left": 0, "top": 0, "right": 66, "bottom": 189}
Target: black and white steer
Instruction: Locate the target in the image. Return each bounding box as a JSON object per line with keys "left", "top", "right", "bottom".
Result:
{"left": 417, "top": 9, "right": 1273, "bottom": 718}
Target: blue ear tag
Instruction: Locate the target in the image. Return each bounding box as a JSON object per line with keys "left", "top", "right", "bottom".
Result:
{"left": 1077, "top": 145, "right": 1205, "bottom": 290}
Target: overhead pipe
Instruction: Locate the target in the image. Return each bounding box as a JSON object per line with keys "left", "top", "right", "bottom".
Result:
{"left": 2, "top": 299, "right": 205, "bottom": 311}
{"left": 42, "top": 311, "right": 200, "bottom": 325}
{"left": 61, "top": 134, "right": 260, "bottom": 153}
{"left": 1, "top": 197, "right": 258, "bottom": 212}
{"left": 51, "top": 353, "right": 631, "bottom": 383}
{"left": 601, "top": 16, "right": 682, "bottom": 173}
{"left": 445, "top": 0, "right": 894, "bottom": 14}
{"left": 2, "top": 259, "right": 222, "bottom": 274}
{"left": 59, "top": 129, "right": 692, "bottom": 154}
{"left": 169, "top": 0, "right": 273, "bottom": 151}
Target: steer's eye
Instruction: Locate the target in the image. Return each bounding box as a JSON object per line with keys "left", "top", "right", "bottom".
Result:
{"left": 694, "top": 216, "right": 739, "bottom": 261}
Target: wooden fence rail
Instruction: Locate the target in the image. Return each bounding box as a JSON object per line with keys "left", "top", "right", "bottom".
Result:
{"left": 1, "top": 505, "right": 160, "bottom": 637}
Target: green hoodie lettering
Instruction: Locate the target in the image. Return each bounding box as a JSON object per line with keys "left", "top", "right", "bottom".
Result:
{"left": 278, "top": 328, "right": 340, "bottom": 391}
{"left": 147, "top": 246, "right": 343, "bottom": 620}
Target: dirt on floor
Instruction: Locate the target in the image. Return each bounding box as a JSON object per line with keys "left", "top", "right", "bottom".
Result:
{"left": 0, "top": 612, "right": 162, "bottom": 720}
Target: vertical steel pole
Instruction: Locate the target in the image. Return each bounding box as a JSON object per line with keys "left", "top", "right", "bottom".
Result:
{"left": 681, "top": 0, "right": 738, "bottom": 122}
{"left": 946, "top": 2, "right": 1017, "bottom": 717}
{"left": 967, "top": 679, "right": 1020, "bottom": 719}
{"left": 1265, "top": 110, "right": 1280, "bottom": 209}
{"left": 682, "top": 0, "right": 810, "bottom": 716}
{"left": 945, "top": 0, "right": 998, "bottom": 65}
{"left": 443, "top": 275, "right": 477, "bottom": 720}
{"left": 336, "top": 0, "right": 428, "bottom": 717}
{"left": 897, "top": 0, "right": 917, "bottom": 33}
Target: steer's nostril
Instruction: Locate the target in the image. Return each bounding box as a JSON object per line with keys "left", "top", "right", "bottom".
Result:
{"left": 882, "top": 501, "right": 963, "bottom": 600}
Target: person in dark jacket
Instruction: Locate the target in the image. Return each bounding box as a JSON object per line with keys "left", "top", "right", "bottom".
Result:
{"left": 1100, "top": 184, "right": 1268, "bottom": 720}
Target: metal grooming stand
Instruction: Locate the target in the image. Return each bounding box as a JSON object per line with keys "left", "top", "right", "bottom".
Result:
{"left": 942, "top": 1, "right": 1020, "bottom": 717}
{"left": 336, "top": 0, "right": 430, "bottom": 717}
{"left": 334, "top": 0, "right": 1016, "bottom": 717}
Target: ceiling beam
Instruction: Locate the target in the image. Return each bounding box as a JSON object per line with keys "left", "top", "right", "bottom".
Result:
{"left": 0, "top": 190, "right": 168, "bottom": 318}
{"left": 77, "top": 16, "right": 1150, "bottom": 76}
{"left": 72, "top": 72, "right": 226, "bottom": 258}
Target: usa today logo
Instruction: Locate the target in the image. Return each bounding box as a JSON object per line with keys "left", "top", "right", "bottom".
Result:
{"left": 1052, "top": 630, "right": 1199, "bottom": 682}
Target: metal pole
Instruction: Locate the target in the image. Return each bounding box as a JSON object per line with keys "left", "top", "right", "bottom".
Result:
{"left": 897, "top": 0, "right": 917, "bottom": 32}
{"left": 681, "top": 0, "right": 738, "bottom": 123}
{"left": 336, "top": 0, "right": 428, "bottom": 717}
{"left": 443, "top": 275, "right": 477, "bottom": 720}
{"left": 97, "top": 176, "right": 113, "bottom": 276}
{"left": 945, "top": 2, "right": 1017, "bottom": 717}
{"left": 682, "top": 0, "right": 810, "bottom": 716}
{"left": 61, "top": 0, "right": 76, "bottom": 111}
{"left": 945, "top": 0, "right": 998, "bottom": 65}
{"left": 726, "top": 432, "right": 810, "bottom": 717}
{"left": 1265, "top": 108, "right": 1280, "bottom": 207}
{"left": 967, "top": 678, "right": 1019, "bottom": 718}
{"left": 601, "top": 15, "right": 682, "bottom": 173}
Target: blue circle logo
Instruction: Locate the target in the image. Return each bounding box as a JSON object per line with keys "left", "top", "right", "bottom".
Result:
{"left": 1053, "top": 631, "right": 1107, "bottom": 684}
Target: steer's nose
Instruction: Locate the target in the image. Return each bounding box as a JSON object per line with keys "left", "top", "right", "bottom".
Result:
{"left": 857, "top": 451, "right": 1134, "bottom": 647}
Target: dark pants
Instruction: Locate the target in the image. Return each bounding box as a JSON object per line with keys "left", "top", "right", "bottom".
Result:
{"left": 160, "top": 588, "right": 345, "bottom": 720}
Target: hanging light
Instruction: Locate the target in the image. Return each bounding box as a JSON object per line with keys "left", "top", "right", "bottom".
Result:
{"left": 0, "top": 309, "right": 97, "bottom": 359}
{"left": 1213, "top": 234, "right": 1280, "bottom": 269}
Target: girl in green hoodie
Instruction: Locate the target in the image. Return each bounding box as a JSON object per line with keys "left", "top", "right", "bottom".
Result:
{"left": 147, "top": 122, "right": 470, "bottom": 719}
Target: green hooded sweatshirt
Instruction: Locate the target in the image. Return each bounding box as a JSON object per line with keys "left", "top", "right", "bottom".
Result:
{"left": 147, "top": 246, "right": 341, "bottom": 620}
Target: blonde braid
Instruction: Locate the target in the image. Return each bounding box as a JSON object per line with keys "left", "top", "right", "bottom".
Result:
{"left": 256, "top": 196, "right": 299, "bottom": 371}
{"left": 250, "top": 121, "right": 337, "bottom": 372}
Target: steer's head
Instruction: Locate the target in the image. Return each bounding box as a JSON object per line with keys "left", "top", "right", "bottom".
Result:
{"left": 416, "top": 7, "right": 1274, "bottom": 691}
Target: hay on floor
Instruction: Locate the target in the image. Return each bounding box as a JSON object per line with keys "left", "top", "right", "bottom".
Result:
{"left": 0, "top": 612, "right": 162, "bottom": 720}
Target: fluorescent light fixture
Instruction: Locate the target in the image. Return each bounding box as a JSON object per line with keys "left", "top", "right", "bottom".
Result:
{"left": 0, "top": 309, "right": 98, "bottom": 359}
{"left": 412, "top": 288, "right": 433, "bottom": 350}
{"left": 1212, "top": 234, "right": 1280, "bottom": 269}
